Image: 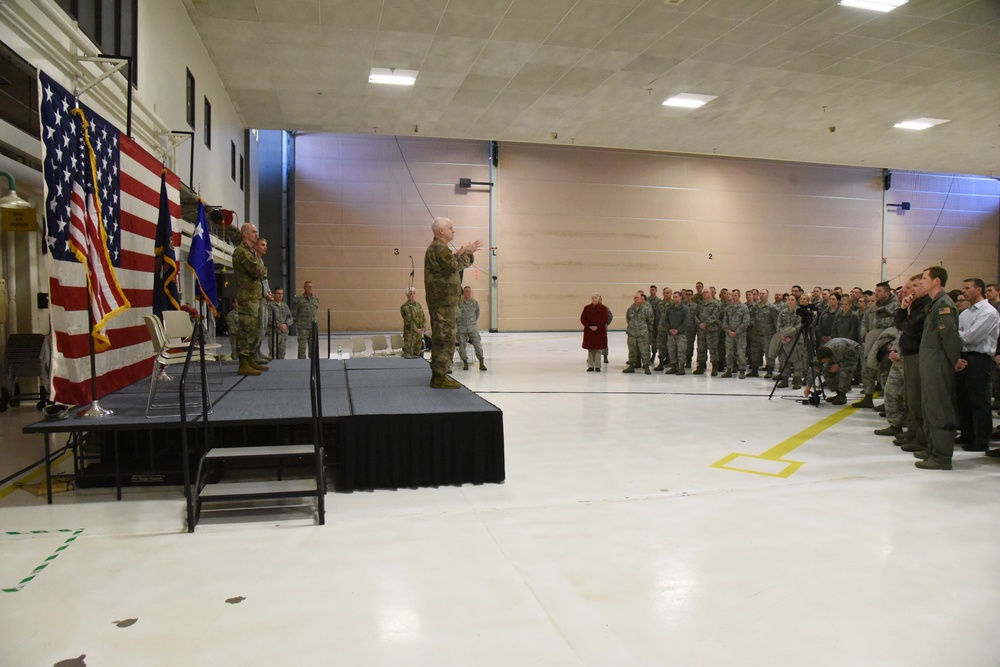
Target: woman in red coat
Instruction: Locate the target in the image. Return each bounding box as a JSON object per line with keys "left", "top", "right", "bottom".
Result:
{"left": 581, "top": 293, "right": 610, "bottom": 372}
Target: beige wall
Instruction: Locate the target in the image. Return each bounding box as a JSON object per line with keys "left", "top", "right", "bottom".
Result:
{"left": 293, "top": 135, "right": 999, "bottom": 332}
{"left": 496, "top": 144, "right": 998, "bottom": 331}
{"left": 294, "top": 134, "right": 491, "bottom": 331}
{"left": 884, "top": 172, "right": 1000, "bottom": 287}
{"left": 497, "top": 144, "right": 892, "bottom": 330}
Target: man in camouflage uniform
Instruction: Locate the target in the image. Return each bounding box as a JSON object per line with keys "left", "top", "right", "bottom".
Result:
{"left": 457, "top": 286, "right": 486, "bottom": 371}
{"left": 664, "top": 291, "right": 691, "bottom": 375}
{"left": 654, "top": 287, "right": 672, "bottom": 370}
{"left": 292, "top": 280, "right": 320, "bottom": 359}
{"left": 774, "top": 294, "right": 805, "bottom": 389}
{"left": 722, "top": 290, "right": 750, "bottom": 379}
{"left": 812, "top": 337, "right": 861, "bottom": 404}
{"left": 750, "top": 288, "right": 778, "bottom": 377}
{"left": 424, "top": 217, "right": 481, "bottom": 388}
{"left": 685, "top": 283, "right": 704, "bottom": 368}
{"left": 716, "top": 288, "right": 731, "bottom": 372}
{"left": 624, "top": 291, "right": 653, "bottom": 374}
{"left": 226, "top": 297, "right": 239, "bottom": 361}
{"left": 915, "top": 266, "right": 961, "bottom": 470}
{"left": 694, "top": 289, "right": 722, "bottom": 376}
{"left": 232, "top": 223, "right": 268, "bottom": 376}
{"left": 252, "top": 237, "right": 272, "bottom": 363}
{"left": 647, "top": 285, "right": 663, "bottom": 369}
{"left": 874, "top": 327, "right": 905, "bottom": 436}
{"left": 854, "top": 282, "right": 898, "bottom": 408}
{"left": 400, "top": 287, "right": 427, "bottom": 358}
{"left": 269, "top": 287, "right": 293, "bottom": 360}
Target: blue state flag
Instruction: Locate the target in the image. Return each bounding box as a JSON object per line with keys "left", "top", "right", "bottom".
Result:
{"left": 153, "top": 171, "right": 181, "bottom": 318}
{"left": 186, "top": 201, "right": 218, "bottom": 315}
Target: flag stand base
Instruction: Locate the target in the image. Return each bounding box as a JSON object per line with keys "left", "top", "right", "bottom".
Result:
{"left": 79, "top": 399, "right": 114, "bottom": 418}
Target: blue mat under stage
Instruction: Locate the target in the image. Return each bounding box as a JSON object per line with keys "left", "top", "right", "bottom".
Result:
{"left": 24, "top": 357, "right": 505, "bottom": 492}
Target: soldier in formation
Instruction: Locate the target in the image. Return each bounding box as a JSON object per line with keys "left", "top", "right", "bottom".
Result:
{"left": 457, "top": 286, "right": 487, "bottom": 371}
{"left": 292, "top": 280, "right": 320, "bottom": 359}
{"left": 400, "top": 287, "right": 427, "bottom": 358}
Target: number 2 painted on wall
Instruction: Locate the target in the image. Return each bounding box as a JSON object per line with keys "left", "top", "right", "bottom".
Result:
{"left": 708, "top": 253, "right": 713, "bottom": 260}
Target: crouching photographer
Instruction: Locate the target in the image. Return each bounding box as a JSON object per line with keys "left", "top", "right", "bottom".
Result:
{"left": 805, "top": 338, "right": 861, "bottom": 405}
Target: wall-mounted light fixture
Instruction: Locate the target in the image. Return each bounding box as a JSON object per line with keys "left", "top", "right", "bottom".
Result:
{"left": 458, "top": 178, "right": 494, "bottom": 189}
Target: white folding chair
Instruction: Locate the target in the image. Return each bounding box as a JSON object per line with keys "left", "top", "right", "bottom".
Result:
{"left": 351, "top": 337, "right": 367, "bottom": 357}
{"left": 144, "top": 315, "right": 211, "bottom": 417}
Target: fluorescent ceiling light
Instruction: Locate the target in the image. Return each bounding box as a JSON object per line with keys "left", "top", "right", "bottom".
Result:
{"left": 369, "top": 68, "right": 417, "bottom": 86}
{"left": 662, "top": 93, "right": 717, "bottom": 109}
{"left": 893, "top": 117, "right": 949, "bottom": 131}
{"left": 839, "top": 0, "right": 907, "bottom": 12}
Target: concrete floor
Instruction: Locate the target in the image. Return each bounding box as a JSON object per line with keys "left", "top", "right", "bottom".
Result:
{"left": 1, "top": 332, "right": 998, "bottom": 666}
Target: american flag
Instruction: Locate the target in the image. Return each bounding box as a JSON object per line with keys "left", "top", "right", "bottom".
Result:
{"left": 40, "top": 71, "right": 182, "bottom": 406}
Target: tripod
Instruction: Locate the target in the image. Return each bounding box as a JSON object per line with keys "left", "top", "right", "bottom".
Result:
{"left": 768, "top": 319, "right": 824, "bottom": 405}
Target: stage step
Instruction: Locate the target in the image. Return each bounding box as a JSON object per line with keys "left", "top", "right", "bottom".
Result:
{"left": 204, "top": 445, "right": 316, "bottom": 459}
{"left": 199, "top": 478, "right": 318, "bottom": 501}
{"left": 194, "top": 443, "right": 326, "bottom": 527}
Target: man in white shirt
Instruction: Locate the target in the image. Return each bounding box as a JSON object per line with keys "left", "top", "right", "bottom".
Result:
{"left": 955, "top": 278, "right": 1000, "bottom": 452}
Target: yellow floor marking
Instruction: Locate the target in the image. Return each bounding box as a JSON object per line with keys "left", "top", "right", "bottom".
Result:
{"left": 0, "top": 450, "right": 74, "bottom": 501}
{"left": 711, "top": 405, "right": 857, "bottom": 478}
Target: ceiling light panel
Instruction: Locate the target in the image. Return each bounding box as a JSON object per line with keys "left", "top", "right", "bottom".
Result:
{"left": 838, "top": 0, "right": 908, "bottom": 12}
{"left": 894, "top": 117, "right": 950, "bottom": 130}
{"left": 662, "top": 93, "right": 717, "bottom": 108}
{"left": 369, "top": 68, "right": 418, "bottom": 86}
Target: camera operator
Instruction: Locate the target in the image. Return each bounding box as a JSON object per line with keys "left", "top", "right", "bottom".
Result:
{"left": 807, "top": 338, "right": 861, "bottom": 405}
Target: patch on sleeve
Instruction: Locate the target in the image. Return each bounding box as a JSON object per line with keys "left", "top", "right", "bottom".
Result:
{"left": 938, "top": 306, "right": 952, "bottom": 315}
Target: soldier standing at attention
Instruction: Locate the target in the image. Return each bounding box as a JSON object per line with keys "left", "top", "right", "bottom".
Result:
{"left": 252, "top": 237, "right": 273, "bottom": 363}
{"left": 722, "top": 289, "right": 750, "bottom": 379}
{"left": 694, "top": 289, "right": 722, "bottom": 376}
{"left": 623, "top": 291, "right": 653, "bottom": 374}
{"left": 664, "top": 291, "right": 691, "bottom": 375}
{"left": 914, "top": 266, "right": 961, "bottom": 470}
{"left": 269, "top": 288, "right": 293, "bottom": 360}
{"left": 400, "top": 287, "right": 427, "bottom": 358}
{"left": 457, "top": 286, "right": 487, "bottom": 371}
{"left": 647, "top": 285, "right": 662, "bottom": 369}
{"left": 232, "top": 223, "right": 268, "bottom": 376}
{"left": 226, "top": 297, "right": 239, "bottom": 361}
{"left": 292, "top": 280, "right": 320, "bottom": 359}
{"left": 424, "top": 217, "right": 481, "bottom": 389}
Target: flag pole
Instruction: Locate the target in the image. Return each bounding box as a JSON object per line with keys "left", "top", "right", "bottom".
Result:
{"left": 79, "top": 298, "right": 113, "bottom": 417}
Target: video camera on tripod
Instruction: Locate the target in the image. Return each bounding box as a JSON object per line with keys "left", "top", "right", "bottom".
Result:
{"left": 796, "top": 302, "right": 818, "bottom": 325}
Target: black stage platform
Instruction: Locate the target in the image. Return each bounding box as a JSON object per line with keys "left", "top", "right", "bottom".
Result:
{"left": 24, "top": 357, "right": 505, "bottom": 499}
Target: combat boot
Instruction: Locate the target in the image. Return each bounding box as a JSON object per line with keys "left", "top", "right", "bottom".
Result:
{"left": 247, "top": 356, "right": 269, "bottom": 372}
{"left": 852, "top": 394, "right": 874, "bottom": 408}
{"left": 462, "top": 361, "right": 469, "bottom": 370}
{"left": 429, "top": 374, "right": 461, "bottom": 389}
{"left": 654, "top": 363, "right": 664, "bottom": 371}
{"left": 237, "top": 356, "right": 262, "bottom": 376}
{"left": 776, "top": 378, "right": 789, "bottom": 388}
{"left": 710, "top": 368, "right": 718, "bottom": 377}
{"left": 874, "top": 425, "right": 903, "bottom": 436}
{"left": 675, "top": 367, "right": 686, "bottom": 375}
{"left": 763, "top": 370, "right": 773, "bottom": 379}
{"left": 901, "top": 442, "right": 925, "bottom": 453}
{"left": 721, "top": 370, "right": 733, "bottom": 378}
{"left": 792, "top": 379, "right": 802, "bottom": 390}
{"left": 738, "top": 370, "right": 746, "bottom": 379}
{"left": 692, "top": 366, "right": 705, "bottom": 375}
{"left": 915, "top": 458, "right": 952, "bottom": 470}
{"left": 622, "top": 365, "right": 635, "bottom": 374}
{"left": 644, "top": 364, "right": 652, "bottom": 375}
{"left": 747, "top": 369, "right": 759, "bottom": 377}
{"left": 828, "top": 392, "right": 847, "bottom": 405}
{"left": 479, "top": 359, "right": 487, "bottom": 371}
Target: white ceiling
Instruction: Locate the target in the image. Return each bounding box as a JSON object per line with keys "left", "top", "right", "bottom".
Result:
{"left": 183, "top": 0, "right": 1000, "bottom": 176}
